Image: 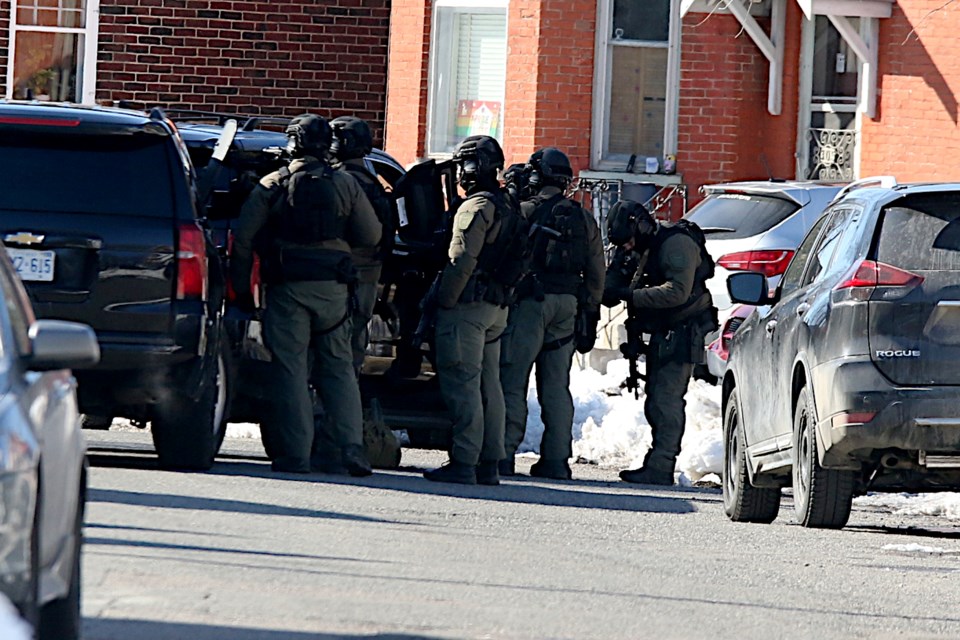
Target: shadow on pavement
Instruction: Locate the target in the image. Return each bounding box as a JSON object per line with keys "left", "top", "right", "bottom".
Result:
{"left": 206, "top": 461, "right": 698, "bottom": 515}
{"left": 83, "top": 619, "right": 448, "bottom": 640}
{"left": 846, "top": 524, "right": 960, "bottom": 540}
{"left": 87, "top": 488, "right": 394, "bottom": 523}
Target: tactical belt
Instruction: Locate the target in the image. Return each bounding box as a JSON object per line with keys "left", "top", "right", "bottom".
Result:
{"left": 540, "top": 333, "right": 574, "bottom": 353}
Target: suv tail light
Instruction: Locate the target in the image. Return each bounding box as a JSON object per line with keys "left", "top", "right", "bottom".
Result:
{"left": 834, "top": 260, "right": 923, "bottom": 301}
{"left": 176, "top": 223, "right": 208, "bottom": 301}
{"left": 717, "top": 250, "right": 795, "bottom": 278}
{"left": 0, "top": 116, "right": 80, "bottom": 127}
{"left": 224, "top": 231, "right": 261, "bottom": 305}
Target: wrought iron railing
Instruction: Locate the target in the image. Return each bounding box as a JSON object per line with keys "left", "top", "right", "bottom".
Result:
{"left": 805, "top": 128, "right": 857, "bottom": 181}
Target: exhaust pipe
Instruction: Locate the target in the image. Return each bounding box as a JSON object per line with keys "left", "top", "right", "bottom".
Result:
{"left": 880, "top": 453, "right": 901, "bottom": 468}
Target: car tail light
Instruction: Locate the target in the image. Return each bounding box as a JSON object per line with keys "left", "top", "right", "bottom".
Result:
{"left": 224, "top": 231, "right": 261, "bottom": 305}
{"left": 834, "top": 260, "right": 923, "bottom": 301}
{"left": 176, "top": 223, "right": 208, "bottom": 301}
{"left": 0, "top": 116, "right": 81, "bottom": 127}
{"left": 717, "top": 250, "right": 795, "bottom": 278}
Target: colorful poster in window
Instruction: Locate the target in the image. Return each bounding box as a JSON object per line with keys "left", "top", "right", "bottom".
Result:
{"left": 455, "top": 100, "right": 501, "bottom": 138}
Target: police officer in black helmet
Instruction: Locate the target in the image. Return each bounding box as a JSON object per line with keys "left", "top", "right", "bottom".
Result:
{"left": 602, "top": 200, "right": 717, "bottom": 485}
{"left": 231, "top": 114, "right": 381, "bottom": 475}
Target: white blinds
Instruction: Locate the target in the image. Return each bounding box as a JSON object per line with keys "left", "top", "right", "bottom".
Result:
{"left": 454, "top": 13, "right": 506, "bottom": 103}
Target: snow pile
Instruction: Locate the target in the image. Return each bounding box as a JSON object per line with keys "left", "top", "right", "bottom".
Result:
{"left": 516, "top": 357, "right": 725, "bottom": 480}
{"left": 0, "top": 594, "right": 32, "bottom": 640}
{"left": 854, "top": 492, "right": 960, "bottom": 520}
{"left": 882, "top": 543, "right": 949, "bottom": 555}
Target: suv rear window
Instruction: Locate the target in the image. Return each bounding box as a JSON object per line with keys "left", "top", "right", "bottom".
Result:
{"left": 686, "top": 193, "right": 799, "bottom": 240}
{"left": 0, "top": 133, "right": 175, "bottom": 217}
{"left": 876, "top": 194, "right": 960, "bottom": 270}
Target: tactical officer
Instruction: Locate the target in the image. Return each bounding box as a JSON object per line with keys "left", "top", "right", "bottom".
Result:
{"left": 602, "top": 200, "right": 717, "bottom": 485}
{"left": 499, "top": 148, "right": 605, "bottom": 480}
{"left": 329, "top": 116, "right": 394, "bottom": 374}
{"left": 423, "top": 135, "right": 518, "bottom": 486}
{"left": 231, "top": 114, "right": 380, "bottom": 475}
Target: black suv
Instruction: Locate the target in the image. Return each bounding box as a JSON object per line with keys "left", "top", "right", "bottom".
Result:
{"left": 0, "top": 102, "right": 228, "bottom": 470}
{"left": 722, "top": 178, "right": 960, "bottom": 529}
{"left": 173, "top": 113, "right": 457, "bottom": 445}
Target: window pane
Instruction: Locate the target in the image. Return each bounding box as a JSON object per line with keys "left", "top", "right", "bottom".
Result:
{"left": 607, "top": 46, "right": 667, "bottom": 158}
{"left": 0, "top": 134, "right": 175, "bottom": 217}
{"left": 12, "top": 31, "right": 81, "bottom": 101}
{"left": 686, "top": 194, "right": 800, "bottom": 240}
{"left": 877, "top": 196, "right": 960, "bottom": 271}
{"left": 16, "top": 0, "right": 85, "bottom": 28}
{"left": 429, "top": 8, "right": 506, "bottom": 155}
{"left": 612, "top": 0, "right": 669, "bottom": 42}
{"left": 781, "top": 215, "right": 828, "bottom": 295}
{"left": 811, "top": 16, "right": 859, "bottom": 102}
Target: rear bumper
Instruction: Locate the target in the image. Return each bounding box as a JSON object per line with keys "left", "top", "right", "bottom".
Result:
{"left": 812, "top": 356, "right": 960, "bottom": 469}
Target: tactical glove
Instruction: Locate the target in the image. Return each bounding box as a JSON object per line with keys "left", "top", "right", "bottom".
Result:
{"left": 574, "top": 304, "right": 601, "bottom": 354}
{"left": 602, "top": 286, "right": 633, "bottom": 308}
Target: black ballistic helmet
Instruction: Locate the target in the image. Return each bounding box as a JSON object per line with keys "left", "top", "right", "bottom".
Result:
{"left": 504, "top": 163, "right": 531, "bottom": 200}
{"left": 452, "top": 135, "right": 505, "bottom": 188}
{"left": 285, "top": 114, "right": 332, "bottom": 158}
{"left": 606, "top": 199, "right": 656, "bottom": 247}
{"left": 528, "top": 147, "right": 573, "bottom": 189}
{"left": 330, "top": 116, "right": 373, "bottom": 161}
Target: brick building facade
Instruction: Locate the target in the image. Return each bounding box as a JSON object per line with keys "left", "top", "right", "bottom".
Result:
{"left": 1, "top": 0, "right": 390, "bottom": 136}
{"left": 384, "top": 0, "right": 960, "bottom": 209}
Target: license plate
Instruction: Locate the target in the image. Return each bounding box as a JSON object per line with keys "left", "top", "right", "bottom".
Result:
{"left": 8, "top": 249, "right": 55, "bottom": 282}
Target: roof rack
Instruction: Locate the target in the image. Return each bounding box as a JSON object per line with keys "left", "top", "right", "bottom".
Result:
{"left": 833, "top": 175, "right": 898, "bottom": 202}
{"left": 240, "top": 116, "right": 290, "bottom": 131}
{"left": 162, "top": 109, "right": 242, "bottom": 126}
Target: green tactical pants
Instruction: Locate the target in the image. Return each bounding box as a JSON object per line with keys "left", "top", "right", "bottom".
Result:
{"left": 264, "top": 280, "right": 363, "bottom": 471}
{"left": 435, "top": 301, "right": 509, "bottom": 466}
{"left": 642, "top": 331, "right": 695, "bottom": 474}
{"left": 500, "top": 293, "right": 578, "bottom": 461}
{"left": 351, "top": 264, "right": 382, "bottom": 375}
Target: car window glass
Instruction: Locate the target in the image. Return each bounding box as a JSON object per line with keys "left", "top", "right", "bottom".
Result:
{"left": 685, "top": 193, "right": 799, "bottom": 240}
{"left": 0, "top": 132, "right": 175, "bottom": 217}
{"left": 780, "top": 215, "right": 828, "bottom": 297}
{"left": 802, "top": 208, "right": 850, "bottom": 286}
{"left": 823, "top": 205, "right": 863, "bottom": 280}
{"left": 876, "top": 194, "right": 960, "bottom": 270}
{"left": 0, "top": 255, "right": 34, "bottom": 356}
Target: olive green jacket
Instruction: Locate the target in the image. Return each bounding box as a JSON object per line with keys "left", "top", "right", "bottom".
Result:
{"left": 631, "top": 232, "right": 701, "bottom": 310}
{"left": 437, "top": 192, "right": 500, "bottom": 309}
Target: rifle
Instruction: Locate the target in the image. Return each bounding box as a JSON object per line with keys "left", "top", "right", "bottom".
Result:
{"left": 619, "top": 313, "right": 647, "bottom": 399}
{"left": 411, "top": 273, "right": 442, "bottom": 351}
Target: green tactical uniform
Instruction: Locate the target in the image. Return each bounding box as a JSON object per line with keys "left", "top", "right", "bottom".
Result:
{"left": 435, "top": 193, "right": 510, "bottom": 467}
{"left": 500, "top": 186, "right": 605, "bottom": 464}
{"left": 628, "top": 231, "right": 712, "bottom": 476}
{"left": 232, "top": 156, "right": 381, "bottom": 472}
{"left": 339, "top": 158, "right": 392, "bottom": 374}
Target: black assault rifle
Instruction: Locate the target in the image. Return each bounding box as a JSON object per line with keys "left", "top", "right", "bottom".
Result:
{"left": 411, "top": 274, "right": 442, "bottom": 352}
{"left": 619, "top": 313, "right": 647, "bottom": 399}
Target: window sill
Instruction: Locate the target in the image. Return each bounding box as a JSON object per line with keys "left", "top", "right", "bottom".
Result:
{"left": 578, "top": 170, "right": 683, "bottom": 186}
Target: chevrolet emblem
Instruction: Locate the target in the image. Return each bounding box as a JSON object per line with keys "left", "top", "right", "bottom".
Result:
{"left": 4, "top": 232, "right": 45, "bottom": 246}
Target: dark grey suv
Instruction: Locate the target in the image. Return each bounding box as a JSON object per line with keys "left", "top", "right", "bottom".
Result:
{"left": 721, "top": 178, "right": 960, "bottom": 529}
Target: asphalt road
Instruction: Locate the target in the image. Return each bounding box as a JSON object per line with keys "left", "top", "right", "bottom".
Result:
{"left": 82, "top": 431, "right": 960, "bottom": 640}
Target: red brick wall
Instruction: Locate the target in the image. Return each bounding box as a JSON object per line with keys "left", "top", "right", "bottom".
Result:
{"left": 679, "top": 7, "right": 803, "bottom": 199}
{"left": 861, "top": 1, "right": 960, "bottom": 181}
{"left": 96, "top": 0, "right": 390, "bottom": 138}
{"left": 0, "top": 1, "right": 9, "bottom": 91}
{"left": 384, "top": 0, "right": 431, "bottom": 162}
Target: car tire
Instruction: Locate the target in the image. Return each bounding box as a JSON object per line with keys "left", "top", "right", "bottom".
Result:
{"left": 80, "top": 414, "right": 113, "bottom": 430}
{"left": 722, "top": 390, "right": 780, "bottom": 523}
{"left": 38, "top": 477, "right": 84, "bottom": 640}
{"left": 152, "top": 346, "right": 229, "bottom": 471}
{"left": 792, "top": 385, "right": 854, "bottom": 529}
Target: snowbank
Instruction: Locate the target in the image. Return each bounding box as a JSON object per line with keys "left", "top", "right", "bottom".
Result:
{"left": 0, "top": 594, "right": 32, "bottom": 640}
{"left": 854, "top": 492, "right": 960, "bottom": 520}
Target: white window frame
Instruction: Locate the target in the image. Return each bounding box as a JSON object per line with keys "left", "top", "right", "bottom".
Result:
{"left": 590, "top": 0, "right": 682, "bottom": 170}
{"left": 425, "top": 0, "right": 508, "bottom": 158}
{"left": 6, "top": 0, "right": 101, "bottom": 104}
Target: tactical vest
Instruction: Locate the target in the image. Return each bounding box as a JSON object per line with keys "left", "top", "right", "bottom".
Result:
{"left": 527, "top": 193, "right": 590, "bottom": 296}
{"left": 642, "top": 220, "right": 715, "bottom": 328}
{"left": 462, "top": 189, "right": 531, "bottom": 306}
{"left": 341, "top": 163, "right": 396, "bottom": 251}
{"left": 277, "top": 161, "right": 347, "bottom": 245}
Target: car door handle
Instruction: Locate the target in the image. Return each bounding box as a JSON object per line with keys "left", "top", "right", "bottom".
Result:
{"left": 796, "top": 303, "right": 810, "bottom": 317}
{"left": 765, "top": 320, "right": 778, "bottom": 336}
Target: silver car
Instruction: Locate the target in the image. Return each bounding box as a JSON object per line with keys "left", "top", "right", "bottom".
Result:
{"left": 0, "top": 247, "right": 99, "bottom": 639}
{"left": 685, "top": 181, "right": 842, "bottom": 377}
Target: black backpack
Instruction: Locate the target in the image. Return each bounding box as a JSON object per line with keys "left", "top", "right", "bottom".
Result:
{"left": 275, "top": 161, "right": 347, "bottom": 244}
{"left": 647, "top": 218, "right": 716, "bottom": 296}
{"left": 529, "top": 194, "right": 590, "bottom": 277}
{"left": 341, "top": 163, "right": 397, "bottom": 249}
{"left": 474, "top": 189, "right": 532, "bottom": 288}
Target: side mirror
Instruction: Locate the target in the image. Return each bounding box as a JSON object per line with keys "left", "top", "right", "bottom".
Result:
{"left": 25, "top": 320, "right": 100, "bottom": 372}
{"left": 727, "top": 272, "right": 774, "bottom": 306}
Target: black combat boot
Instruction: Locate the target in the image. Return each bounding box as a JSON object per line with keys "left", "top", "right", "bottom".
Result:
{"left": 342, "top": 444, "right": 373, "bottom": 477}
{"left": 530, "top": 459, "right": 572, "bottom": 480}
{"left": 619, "top": 467, "right": 674, "bottom": 485}
{"left": 423, "top": 460, "right": 477, "bottom": 485}
{"left": 476, "top": 461, "right": 500, "bottom": 486}
{"left": 498, "top": 457, "right": 516, "bottom": 477}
